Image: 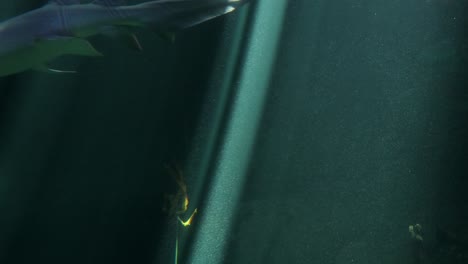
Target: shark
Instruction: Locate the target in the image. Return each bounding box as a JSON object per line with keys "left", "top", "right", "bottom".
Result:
{"left": 0, "top": 0, "right": 249, "bottom": 77}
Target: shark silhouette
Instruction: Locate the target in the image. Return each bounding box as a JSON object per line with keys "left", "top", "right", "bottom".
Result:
{"left": 0, "top": 0, "right": 249, "bottom": 77}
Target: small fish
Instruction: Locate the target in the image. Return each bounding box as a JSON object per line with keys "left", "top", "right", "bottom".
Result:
{"left": 0, "top": 0, "right": 249, "bottom": 77}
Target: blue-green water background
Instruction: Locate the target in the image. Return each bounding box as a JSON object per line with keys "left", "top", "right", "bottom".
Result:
{"left": 1, "top": 1, "right": 467, "bottom": 264}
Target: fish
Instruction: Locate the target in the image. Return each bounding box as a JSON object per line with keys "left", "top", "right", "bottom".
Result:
{"left": 0, "top": 0, "right": 249, "bottom": 77}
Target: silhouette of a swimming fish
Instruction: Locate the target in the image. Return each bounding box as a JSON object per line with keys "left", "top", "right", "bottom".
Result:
{"left": 0, "top": 0, "right": 248, "bottom": 76}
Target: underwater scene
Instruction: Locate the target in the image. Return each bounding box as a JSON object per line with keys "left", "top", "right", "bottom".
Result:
{"left": 0, "top": 0, "right": 467, "bottom": 263}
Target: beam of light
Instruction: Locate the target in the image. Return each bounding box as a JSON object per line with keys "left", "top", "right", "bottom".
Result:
{"left": 186, "top": 0, "right": 288, "bottom": 263}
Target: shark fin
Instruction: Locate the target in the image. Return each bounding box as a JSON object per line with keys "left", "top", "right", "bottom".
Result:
{"left": 66, "top": 38, "right": 103, "bottom": 57}
{"left": 92, "top": 0, "right": 126, "bottom": 6}
{"left": 113, "top": 33, "right": 143, "bottom": 51}
{"left": 50, "top": 0, "right": 81, "bottom": 5}
{"left": 127, "top": 34, "right": 143, "bottom": 51}
{"left": 33, "top": 64, "right": 76, "bottom": 74}
{"left": 43, "top": 37, "right": 103, "bottom": 57}
{"left": 47, "top": 68, "right": 77, "bottom": 74}
{"left": 100, "top": 26, "right": 143, "bottom": 51}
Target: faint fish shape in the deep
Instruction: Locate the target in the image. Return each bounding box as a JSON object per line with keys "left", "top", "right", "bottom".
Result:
{"left": 0, "top": 0, "right": 249, "bottom": 76}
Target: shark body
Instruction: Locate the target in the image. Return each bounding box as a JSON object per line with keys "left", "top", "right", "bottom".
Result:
{"left": 0, "top": 0, "right": 248, "bottom": 77}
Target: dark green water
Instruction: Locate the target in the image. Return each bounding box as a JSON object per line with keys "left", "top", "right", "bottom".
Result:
{"left": 0, "top": 1, "right": 467, "bottom": 264}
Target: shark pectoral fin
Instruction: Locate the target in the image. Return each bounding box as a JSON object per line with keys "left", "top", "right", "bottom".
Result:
{"left": 33, "top": 64, "right": 76, "bottom": 74}
{"left": 62, "top": 38, "right": 103, "bottom": 57}
{"left": 37, "top": 36, "right": 103, "bottom": 57}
